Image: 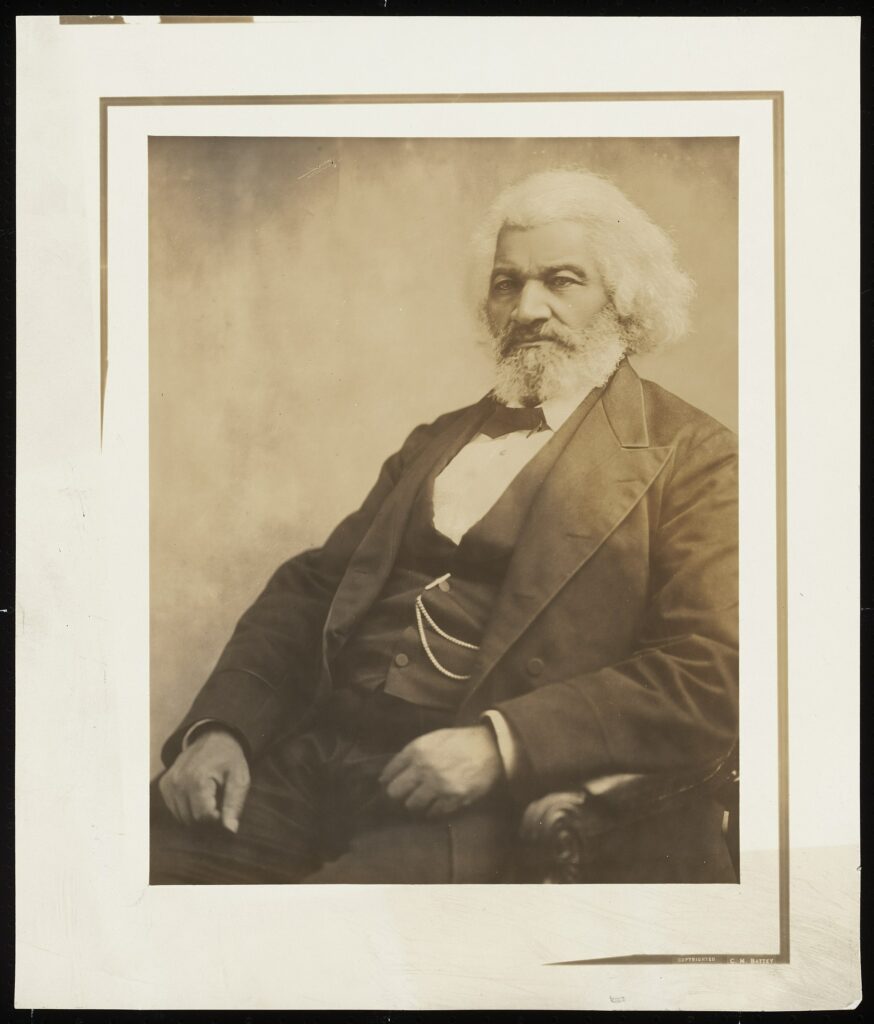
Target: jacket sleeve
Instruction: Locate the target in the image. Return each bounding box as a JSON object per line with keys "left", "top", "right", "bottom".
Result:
{"left": 161, "top": 420, "right": 437, "bottom": 767}
{"left": 494, "top": 423, "right": 739, "bottom": 799}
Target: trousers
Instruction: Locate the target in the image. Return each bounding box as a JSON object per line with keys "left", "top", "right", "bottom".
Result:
{"left": 150, "top": 691, "right": 516, "bottom": 884}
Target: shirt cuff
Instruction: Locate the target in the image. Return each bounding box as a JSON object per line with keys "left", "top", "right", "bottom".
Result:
{"left": 481, "top": 709, "right": 520, "bottom": 779}
{"left": 181, "top": 718, "right": 220, "bottom": 750}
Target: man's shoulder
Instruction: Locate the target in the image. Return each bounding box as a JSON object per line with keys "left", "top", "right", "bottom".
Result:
{"left": 638, "top": 377, "right": 737, "bottom": 456}
{"left": 401, "top": 398, "right": 488, "bottom": 446}
{"left": 425, "top": 400, "right": 487, "bottom": 432}
{"left": 387, "top": 398, "right": 489, "bottom": 469}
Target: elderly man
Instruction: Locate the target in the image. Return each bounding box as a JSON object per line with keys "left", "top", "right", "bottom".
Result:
{"left": 151, "top": 168, "right": 738, "bottom": 884}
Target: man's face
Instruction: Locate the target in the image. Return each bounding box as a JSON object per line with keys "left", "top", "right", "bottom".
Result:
{"left": 483, "top": 219, "right": 625, "bottom": 406}
{"left": 485, "top": 220, "right": 609, "bottom": 349}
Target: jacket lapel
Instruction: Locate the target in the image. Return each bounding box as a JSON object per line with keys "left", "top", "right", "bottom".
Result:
{"left": 322, "top": 398, "right": 493, "bottom": 666}
{"left": 463, "top": 361, "right": 674, "bottom": 700}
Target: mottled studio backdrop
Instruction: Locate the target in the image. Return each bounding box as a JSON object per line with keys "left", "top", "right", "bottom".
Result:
{"left": 149, "top": 136, "right": 738, "bottom": 775}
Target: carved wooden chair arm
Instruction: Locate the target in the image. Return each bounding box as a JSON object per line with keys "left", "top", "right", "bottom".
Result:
{"left": 515, "top": 750, "right": 738, "bottom": 883}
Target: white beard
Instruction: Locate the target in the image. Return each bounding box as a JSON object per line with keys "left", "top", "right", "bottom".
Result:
{"left": 487, "top": 305, "right": 629, "bottom": 407}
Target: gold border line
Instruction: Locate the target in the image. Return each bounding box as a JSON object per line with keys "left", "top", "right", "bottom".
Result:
{"left": 102, "top": 91, "right": 787, "bottom": 965}
{"left": 773, "top": 90, "right": 790, "bottom": 965}
{"left": 102, "top": 89, "right": 780, "bottom": 109}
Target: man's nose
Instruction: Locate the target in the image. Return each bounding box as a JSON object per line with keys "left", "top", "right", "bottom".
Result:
{"left": 511, "top": 280, "right": 551, "bottom": 325}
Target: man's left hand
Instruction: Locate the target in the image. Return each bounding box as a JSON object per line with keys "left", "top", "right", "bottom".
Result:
{"left": 379, "top": 725, "right": 503, "bottom": 818}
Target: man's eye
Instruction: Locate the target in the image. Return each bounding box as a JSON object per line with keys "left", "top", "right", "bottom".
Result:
{"left": 491, "top": 278, "right": 516, "bottom": 294}
{"left": 549, "top": 276, "right": 580, "bottom": 290}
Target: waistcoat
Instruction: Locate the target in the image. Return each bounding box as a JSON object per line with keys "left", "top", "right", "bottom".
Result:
{"left": 331, "top": 390, "right": 601, "bottom": 712}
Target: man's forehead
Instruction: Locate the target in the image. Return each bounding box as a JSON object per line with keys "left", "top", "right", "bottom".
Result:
{"left": 492, "top": 219, "right": 599, "bottom": 268}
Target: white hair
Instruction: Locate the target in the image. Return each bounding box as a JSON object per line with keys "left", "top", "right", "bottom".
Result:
{"left": 471, "top": 167, "right": 696, "bottom": 352}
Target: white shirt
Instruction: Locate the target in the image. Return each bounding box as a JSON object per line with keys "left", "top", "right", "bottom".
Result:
{"left": 432, "top": 388, "right": 592, "bottom": 544}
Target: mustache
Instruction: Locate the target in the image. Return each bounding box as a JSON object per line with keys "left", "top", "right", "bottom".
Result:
{"left": 497, "top": 323, "right": 576, "bottom": 356}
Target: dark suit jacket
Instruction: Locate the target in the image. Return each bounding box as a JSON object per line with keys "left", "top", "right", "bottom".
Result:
{"left": 165, "top": 360, "right": 738, "bottom": 810}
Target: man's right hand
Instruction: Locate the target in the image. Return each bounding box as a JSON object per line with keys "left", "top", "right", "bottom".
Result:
{"left": 159, "top": 728, "right": 250, "bottom": 833}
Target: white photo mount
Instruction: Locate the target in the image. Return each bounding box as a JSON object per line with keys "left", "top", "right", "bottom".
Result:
{"left": 16, "top": 16, "right": 859, "bottom": 1011}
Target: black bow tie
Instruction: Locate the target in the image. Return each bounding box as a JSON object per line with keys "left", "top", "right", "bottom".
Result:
{"left": 480, "top": 403, "right": 548, "bottom": 439}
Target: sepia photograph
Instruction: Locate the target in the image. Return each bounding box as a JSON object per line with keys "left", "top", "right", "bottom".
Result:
{"left": 148, "top": 136, "right": 739, "bottom": 886}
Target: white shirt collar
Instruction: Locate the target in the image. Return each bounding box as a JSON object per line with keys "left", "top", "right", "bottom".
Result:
{"left": 504, "top": 383, "right": 594, "bottom": 432}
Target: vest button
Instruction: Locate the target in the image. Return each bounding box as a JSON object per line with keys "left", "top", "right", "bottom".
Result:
{"left": 394, "top": 652, "right": 410, "bottom": 668}
{"left": 527, "top": 657, "right": 544, "bottom": 676}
